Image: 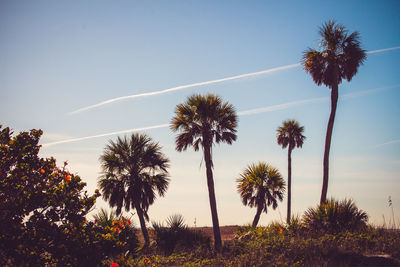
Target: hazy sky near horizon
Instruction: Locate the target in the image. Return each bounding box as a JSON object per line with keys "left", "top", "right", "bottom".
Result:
{"left": 1, "top": 0, "right": 399, "bottom": 227}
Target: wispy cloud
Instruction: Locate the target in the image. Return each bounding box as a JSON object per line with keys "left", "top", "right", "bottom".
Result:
{"left": 44, "top": 84, "right": 398, "bottom": 147}
{"left": 41, "top": 124, "right": 170, "bottom": 147}
{"left": 68, "top": 63, "right": 300, "bottom": 115}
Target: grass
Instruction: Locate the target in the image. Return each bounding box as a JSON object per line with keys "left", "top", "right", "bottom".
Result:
{"left": 108, "top": 200, "right": 400, "bottom": 266}
{"left": 119, "top": 224, "right": 400, "bottom": 266}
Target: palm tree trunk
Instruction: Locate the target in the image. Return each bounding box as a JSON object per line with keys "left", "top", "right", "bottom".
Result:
{"left": 287, "top": 147, "right": 292, "bottom": 224}
{"left": 135, "top": 201, "right": 150, "bottom": 247}
{"left": 203, "top": 142, "right": 222, "bottom": 251}
{"left": 252, "top": 205, "right": 263, "bottom": 228}
{"left": 321, "top": 83, "right": 338, "bottom": 204}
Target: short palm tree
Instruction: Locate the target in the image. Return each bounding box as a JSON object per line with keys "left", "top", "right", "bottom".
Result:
{"left": 171, "top": 94, "right": 238, "bottom": 251}
{"left": 237, "top": 162, "right": 286, "bottom": 228}
{"left": 98, "top": 133, "right": 170, "bottom": 247}
{"left": 92, "top": 208, "right": 119, "bottom": 228}
{"left": 277, "top": 119, "right": 305, "bottom": 224}
{"left": 302, "top": 21, "right": 366, "bottom": 204}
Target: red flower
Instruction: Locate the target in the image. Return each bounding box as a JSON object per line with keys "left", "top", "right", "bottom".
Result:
{"left": 127, "top": 219, "right": 131, "bottom": 225}
{"left": 65, "top": 175, "right": 71, "bottom": 181}
{"left": 110, "top": 263, "right": 118, "bottom": 267}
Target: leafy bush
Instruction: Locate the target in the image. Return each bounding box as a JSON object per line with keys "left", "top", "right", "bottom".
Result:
{"left": 0, "top": 125, "right": 138, "bottom": 265}
{"left": 302, "top": 198, "right": 368, "bottom": 234}
{"left": 152, "top": 214, "right": 210, "bottom": 255}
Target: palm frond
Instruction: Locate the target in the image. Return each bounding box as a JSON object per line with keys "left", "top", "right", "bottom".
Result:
{"left": 98, "top": 132, "right": 170, "bottom": 217}
{"left": 303, "top": 21, "right": 366, "bottom": 88}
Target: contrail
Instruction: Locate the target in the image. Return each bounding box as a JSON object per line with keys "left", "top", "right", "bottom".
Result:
{"left": 238, "top": 84, "right": 400, "bottom": 116}
{"left": 44, "top": 85, "right": 398, "bottom": 147}
{"left": 237, "top": 97, "right": 327, "bottom": 116}
{"left": 68, "top": 46, "right": 400, "bottom": 115}
{"left": 41, "top": 124, "right": 170, "bottom": 147}
{"left": 366, "top": 46, "right": 400, "bottom": 54}
{"left": 374, "top": 139, "right": 400, "bottom": 147}
{"left": 69, "top": 63, "right": 301, "bottom": 115}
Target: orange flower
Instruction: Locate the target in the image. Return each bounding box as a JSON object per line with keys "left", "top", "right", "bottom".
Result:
{"left": 65, "top": 175, "right": 71, "bottom": 181}
{"left": 40, "top": 169, "right": 45, "bottom": 174}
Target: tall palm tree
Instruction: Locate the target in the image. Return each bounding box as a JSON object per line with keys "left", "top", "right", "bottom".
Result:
{"left": 277, "top": 119, "right": 305, "bottom": 224}
{"left": 237, "top": 162, "right": 285, "bottom": 228}
{"left": 302, "top": 21, "right": 366, "bottom": 204}
{"left": 98, "top": 133, "right": 170, "bottom": 247}
{"left": 171, "top": 94, "right": 238, "bottom": 251}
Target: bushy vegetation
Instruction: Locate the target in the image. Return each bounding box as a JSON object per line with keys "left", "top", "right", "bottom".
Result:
{"left": 152, "top": 214, "right": 210, "bottom": 255}
{"left": 303, "top": 198, "right": 368, "bottom": 234}
{"left": 128, "top": 215, "right": 400, "bottom": 267}
{"left": 123, "top": 198, "right": 399, "bottom": 266}
{"left": 0, "top": 126, "right": 139, "bottom": 266}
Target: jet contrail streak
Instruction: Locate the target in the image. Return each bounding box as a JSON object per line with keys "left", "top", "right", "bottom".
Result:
{"left": 41, "top": 124, "right": 170, "bottom": 147}
{"left": 68, "top": 63, "right": 301, "bottom": 115}
{"left": 44, "top": 85, "right": 399, "bottom": 147}
{"left": 372, "top": 139, "right": 400, "bottom": 148}
{"left": 366, "top": 46, "right": 400, "bottom": 54}
{"left": 238, "top": 84, "right": 399, "bottom": 116}
{"left": 237, "top": 97, "right": 328, "bottom": 116}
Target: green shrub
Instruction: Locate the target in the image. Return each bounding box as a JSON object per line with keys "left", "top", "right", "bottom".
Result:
{"left": 302, "top": 198, "right": 368, "bottom": 234}
{"left": 152, "top": 214, "right": 210, "bottom": 255}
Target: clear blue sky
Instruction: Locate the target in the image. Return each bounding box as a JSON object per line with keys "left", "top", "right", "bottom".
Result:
{"left": 1, "top": 0, "right": 399, "bottom": 227}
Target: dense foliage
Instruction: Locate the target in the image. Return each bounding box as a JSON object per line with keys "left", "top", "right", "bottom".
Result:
{"left": 0, "top": 126, "right": 138, "bottom": 265}
{"left": 303, "top": 198, "right": 368, "bottom": 234}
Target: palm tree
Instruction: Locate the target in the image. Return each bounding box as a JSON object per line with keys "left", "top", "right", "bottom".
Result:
{"left": 277, "top": 119, "right": 305, "bottom": 224}
{"left": 98, "top": 133, "right": 170, "bottom": 247}
{"left": 92, "top": 208, "right": 119, "bottom": 228}
{"left": 237, "top": 162, "right": 285, "bottom": 228}
{"left": 171, "top": 94, "right": 238, "bottom": 251}
{"left": 302, "top": 21, "right": 366, "bottom": 204}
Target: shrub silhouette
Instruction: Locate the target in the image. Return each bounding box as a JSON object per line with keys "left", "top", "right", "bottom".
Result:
{"left": 302, "top": 198, "right": 368, "bottom": 234}
{"left": 152, "top": 214, "right": 210, "bottom": 255}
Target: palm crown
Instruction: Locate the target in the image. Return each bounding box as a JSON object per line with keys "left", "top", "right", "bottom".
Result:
{"left": 302, "top": 20, "right": 367, "bottom": 88}
{"left": 98, "top": 133, "right": 170, "bottom": 218}
{"left": 171, "top": 94, "right": 238, "bottom": 154}
{"left": 277, "top": 119, "right": 305, "bottom": 150}
{"left": 238, "top": 162, "right": 285, "bottom": 211}
{"left": 237, "top": 162, "right": 285, "bottom": 228}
